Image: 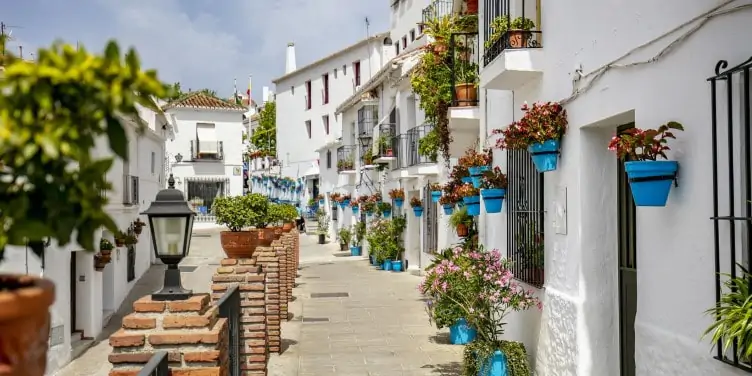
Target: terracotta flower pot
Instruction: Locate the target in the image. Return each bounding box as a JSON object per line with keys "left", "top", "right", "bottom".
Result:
{"left": 115, "top": 239, "right": 124, "bottom": 247}
{"left": 258, "top": 228, "right": 276, "bottom": 247}
{"left": 508, "top": 30, "right": 532, "bottom": 48}
{"left": 134, "top": 227, "right": 142, "bottom": 235}
{"left": 0, "top": 275, "right": 55, "bottom": 376}
{"left": 456, "top": 223, "right": 469, "bottom": 237}
{"left": 466, "top": 0, "right": 478, "bottom": 13}
{"left": 454, "top": 84, "right": 478, "bottom": 107}
{"left": 282, "top": 222, "right": 294, "bottom": 232}
{"left": 273, "top": 227, "right": 283, "bottom": 240}
{"left": 220, "top": 231, "right": 258, "bottom": 259}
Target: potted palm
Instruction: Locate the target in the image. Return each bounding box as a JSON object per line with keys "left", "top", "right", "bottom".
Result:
{"left": 449, "top": 206, "right": 473, "bottom": 237}
{"left": 338, "top": 227, "right": 352, "bottom": 252}
{"left": 0, "top": 36, "right": 168, "bottom": 375}
{"left": 214, "top": 196, "right": 257, "bottom": 258}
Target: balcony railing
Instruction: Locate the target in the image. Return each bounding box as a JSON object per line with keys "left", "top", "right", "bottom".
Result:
{"left": 123, "top": 175, "right": 139, "bottom": 206}
{"left": 407, "top": 124, "right": 436, "bottom": 166}
{"left": 357, "top": 105, "right": 378, "bottom": 138}
{"left": 391, "top": 134, "right": 408, "bottom": 171}
{"left": 482, "top": 0, "right": 542, "bottom": 66}
{"left": 422, "top": 0, "right": 453, "bottom": 25}
{"left": 375, "top": 123, "right": 397, "bottom": 158}
{"left": 336, "top": 145, "right": 356, "bottom": 172}
{"left": 450, "top": 32, "right": 480, "bottom": 107}
{"left": 190, "top": 140, "right": 224, "bottom": 161}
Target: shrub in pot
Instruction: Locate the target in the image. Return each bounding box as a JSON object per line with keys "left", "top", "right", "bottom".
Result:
{"left": 213, "top": 196, "right": 256, "bottom": 258}
{"left": 0, "top": 36, "right": 168, "bottom": 376}
{"left": 449, "top": 206, "right": 473, "bottom": 237}
{"left": 316, "top": 212, "right": 330, "bottom": 244}
{"left": 338, "top": 227, "right": 352, "bottom": 252}
{"left": 279, "top": 204, "right": 298, "bottom": 232}
{"left": 244, "top": 193, "right": 274, "bottom": 246}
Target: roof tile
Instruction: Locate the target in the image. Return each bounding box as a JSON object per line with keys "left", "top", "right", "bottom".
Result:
{"left": 162, "top": 92, "right": 247, "bottom": 112}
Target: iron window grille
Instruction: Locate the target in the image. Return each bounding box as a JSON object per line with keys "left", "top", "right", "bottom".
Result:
{"left": 376, "top": 123, "right": 398, "bottom": 158}
{"left": 450, "top": 32, "right": 480, "bottom": 107}
{"left": 506, "top": 149, "right": 545, "bottom": 288}
{"left": 482, "top": 0, "right": 542, "bottom": 67}
{"left": 123, "top": 175, "right": 139, "bottom": 206}
{"left": 391, "top": 134, "right": 408, "bottom": 171}
{"left": 421, "top": 0, "right": 452, "bottom": 25}
{"left": 336, "top": 146, "right": 356, "bottom": 172}
{"left": 358, "top": 105, "right": 378, "bottom": 138}
{"left": 407, "top": 123, "right": 436, "bottom": 166}
{"left": 708, "top": 57, "right": 752, "bottom": 372}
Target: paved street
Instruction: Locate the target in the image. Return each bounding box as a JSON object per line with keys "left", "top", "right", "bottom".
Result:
{"left": 55, "top": 224, "right": 463, "bottom": 376}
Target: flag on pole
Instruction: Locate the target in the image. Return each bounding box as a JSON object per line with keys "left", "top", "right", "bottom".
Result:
{"left": 233, "top": 77, "right": 242, "bottom": 105}
{"left": 247, "top": 75, "right": 253, "bottom": 112}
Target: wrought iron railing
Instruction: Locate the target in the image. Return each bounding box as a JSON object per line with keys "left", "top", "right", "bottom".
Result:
{"left": 391, "top": 134, "right": 408, "bottom": 171}
{"left": 190, "top": 140, "right": 225, "bottom": 161}
{"left": 217, "top": 285, "right": 241, "bottom": 376}
{"left": 357, "top": 105, "right": 378, "bottom": 138}
{"left": 336, "top": 145, "right": 356, "bottom": 172}
{"left": 375, "top": 123, "right": 397, "bottom": 158}
{"left": 422, "top": 0, "right": 453, "bottom": 25}
{"left": 137, "top": 351, "right": 168, "bottom": 376}
{"left": 185, "top": 177, "right": 230, "bottom": 222}
{"left": 450, "top": 32, "right": 480, "bottom": 107}
{"left": 506, "top": 149, "right": 544, "bottom": 288}
{"left": 123, "top": 175, "right": 139, "bottom": 206}
{"left": 708, "top": 56, "right": 752, "bottom": 372}
{"left": 407, "top": 124, "right": 436, "bottom": 166}
{"left": 482, "top": 0, "right": 542, "bottom": 66}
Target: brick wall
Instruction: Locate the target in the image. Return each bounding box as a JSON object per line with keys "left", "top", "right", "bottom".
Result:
{"left": 212, "top": 260, "right": 268, "bottom": 375}
{"left": 108, "top": 294, "right": 228, "bottom": 376}
{"left": 280, "top": 232, "right": 296, "bottom": 313}
{"left": 252, "top": 246, "right": 281, "bottom": 354}
{"left": 273, "top": 242, "right": 288, "bottom": 322}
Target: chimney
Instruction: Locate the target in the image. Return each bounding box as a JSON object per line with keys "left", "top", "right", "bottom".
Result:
{"left": 285, "top": 42, "right": 297, "bottom": 74}
{"left": 262, "top": 86, "right": 270, "bottom": 104}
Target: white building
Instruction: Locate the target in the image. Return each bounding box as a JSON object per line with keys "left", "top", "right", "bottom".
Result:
{"left": 0, "top": 105, "right": 168, "bottom": 374}
{"left": 162, "top": 92, "right": 246, "bottom": 224}
{"left": 468, "top": 0, "right": 752, "bottom": 375}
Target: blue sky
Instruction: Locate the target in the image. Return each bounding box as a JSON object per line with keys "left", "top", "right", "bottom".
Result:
{"left": 3, "top": 0, "right": 389, "bottom": 101}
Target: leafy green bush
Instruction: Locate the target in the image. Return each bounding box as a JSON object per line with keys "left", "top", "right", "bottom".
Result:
{"left": 353, "top": 221, "right": 366, "bottom": 246}
{"left": 212, "top": 196, "right": 249, "bottom": 232}
{"left": 243, "top": 193, "right": 270, "bottom": 228}
{"left": 704, "top": 264, "right": 752, "bottom": 360}
{"left": 279, "top": 204, "right": 299, "bottom": 223}
{"left": 365, "top": 217, "right": 406, "bottom": 262}
{"left": 266, "top": 203, "right": 285, "bottom": 226}
{"left": 338, "top": 227, "right": 352, "bottom": 246}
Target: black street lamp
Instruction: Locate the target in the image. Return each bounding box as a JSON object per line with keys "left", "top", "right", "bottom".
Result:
{"left": 141, "top": 174, "right": 195, "bottom": 301}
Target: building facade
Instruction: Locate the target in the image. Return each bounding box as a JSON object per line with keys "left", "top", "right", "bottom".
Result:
{"left": 162, "top": 92, "right": 246, "bottom": 224}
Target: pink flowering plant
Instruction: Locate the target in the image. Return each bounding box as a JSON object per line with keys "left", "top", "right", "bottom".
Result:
{"left": 608, "top": 121, "right": 684, "bottom": 161}
{"left": 419, "top": 246, "right": 481, "bottom": 329}
{"left": 493, "top": 102, "right": 568, "bottom": 150}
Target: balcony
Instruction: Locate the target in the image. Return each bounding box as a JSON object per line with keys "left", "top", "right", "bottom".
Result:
{"left": 447, "top": 32, "right": 481, "bottom": 157}
{"left": 336, "top": 145, "right": 357, "bottom": 175}
{"left": 407, "top": 124, "right": 440, "bottom": 176}
{"left": 374, "top": 123, "right": 397, "bottom": 164}
{"left": 422, "top": 0, "right": 453, "bottom": 25}
{"left": 357, "top": 105, "right": 378, "bottom": 138}
{"left": 190, "top": 140, "right": 224, "bottom": 161}
{"left": 480, "top": 0, "right": 543, "bottom": 90}
{"left": 359, "top": 138, "right": 375, "bottom": 169}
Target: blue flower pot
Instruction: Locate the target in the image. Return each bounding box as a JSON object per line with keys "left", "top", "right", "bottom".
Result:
{"left": 463, "top": 195, "right": 481, "bottom": 216}
{"left": 343, "top": 199, "right": 350, "bottom": 206}
{"left": 481, "top": 188, "right": 506, "bottom": 214}
{"left": 449, "top": 318, "right": 477, "bottom": 345}
{"left": 431, "top": 191, "right": 442, "bottom": 203}
{"left": 339, "top": 202, "right": 346, "bottom": 209}
{"left": 477, "top": 350, "right": 509, "bottom": 376}
{"left": 394, "top": 198, "right": 404, "bottom": 208}
{"left": 354, "top": 246, "right": 362, "bottom": 256}
{"left": 367, "top": 211, "right": 374, "bottom": 217}
{"left": 461, "top": 176, "right": 473, "bottom": 184}
{"left": 382, "top": 259, "right": 393, "bottom": 271}
{"left": 413, "top": 207, "right": 424, "bottom": 217}
{"left": 625, "top": 160, "right": 678, "bottom": 207}
{"left": 391, "top": 260, "right": 403, "bottom": 272}
{"left": 528, "top": 139, "right": 560, "bottom": 172}
{"left": 480, "top": 165, "right": 490, "bottom": 172}
{"left": 318, "top": 199, "right": 324, "bottom": 206}
{"left": 471, "top": 175, "right": 482, "bottom": 188}
{"left": 383, "top": 210, "right": 391, "bottom": 218}
{"left": 350, "top": 246, "right": 362, "bottom": 256}
{"left": 442, "top": 204, "right": 454, "bottom": 215}
{"left": 352, "top": 206, "right": 359, "bottom": 215}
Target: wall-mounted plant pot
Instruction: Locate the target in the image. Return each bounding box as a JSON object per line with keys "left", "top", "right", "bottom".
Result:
{"left": 382, "top": 210, "right": 391, "bottom": 218}
{"left": 431, "top": 191, "right": 442, "bottom": 203}
{"left": 456, "top": 223, "right": 469, "bottom": 237}
{"left": 220, "top": 231, "right": 258, "bottom": 259}
{"left": 318, "top": 234, "right": 326, "bottom": 244}
{"left": 382, "top": 259, "right": 393, "bottom": 271}
{"left": 350, "top": 246, "right": 362, "bottom": 257}
{"left": 366, "top": 211, "right": 373, "bottom": 217}
{"left": 625, "top": 160, "right": 678, "bottom": 207}
{"left": 508, "top": 30, "right": 532, "bottom": 48}
{"left": 394, "top": 198, "right": 404, "bottom": 208}
{"left": 481, "top": 188, "right": 506, "bottom": 214}
{"left": 442, "top": 204, "right": 454, "bottom": 215}
{"left": 477, "top": 350, "right": 509, "bottom": 376}
{"left": 432, "top": 43, "right": 448, "bottom": 55}
{"left": 352, "top": 206, "right": 359, "bottom": 215}
{"left": 318, "top": 199, "right": 324, "bottom": 206}
{"left": 0, "top": 275, "right": 55, "bottom": 376}
{"left": 528, "top": 139, "right": 560, "bottom": 173}
{"left": 391, "top": 260, "right": 403, "bottom": 272}
{"left": 454, "top": 84, "right": 478, "bottom": 107}
{"left": 413, "top": 207, "right": 424, "bottom": 217}
{"left": 466, "top": 0, "right": 478, "bottom": 13}
{"left": 115, "top": 239, "right": 125, "bottom": 247}
{"left": 461, "top": 176, "right": 472, "bottom": 184}
{"left": 338, "top": 202, "right": 346, "bottom": 209}
{"left": 449, "top": 318, "right": 477, "bottom": 345}
{"left": 134, "top": 227, "right": 143, "bottom": 235}
{"left": 462, "top": 195, "right": 481, "bottom": 216}
{"left": 342, "top": 199, "right": 350, "bottom": 207}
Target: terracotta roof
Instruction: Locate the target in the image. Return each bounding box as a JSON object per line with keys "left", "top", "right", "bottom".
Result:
{"left": 161, "top": 92, "right": 247, "bottom": 112}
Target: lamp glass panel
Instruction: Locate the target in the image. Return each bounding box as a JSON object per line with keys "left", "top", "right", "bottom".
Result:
{"left": 152, "top": 216, "right": 187, "bottom": 257}
{"left": 184, "top": 215, "right": 195, "bottom": 256}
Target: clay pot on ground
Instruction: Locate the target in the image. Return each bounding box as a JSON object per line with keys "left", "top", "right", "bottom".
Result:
{"left": 508, "top": 30, "right": 532, "bottom": 48}
{"left": 219, "top": 231, "right": 258, "bottom": 259}
{"left": 273, "top": 227, "right": 283, "bottom": 240}
{"left": 454, "top": 84, "right": 478, "bottom": 106}
{"left": 282, "top": 222, "right": 294, "bottom": 232}
{"left": 0, "top": 275, "right": 55, "bottom": 376}
{"left": 466, "top": 0, "right": 478, "bottom": 13}
{"left": 340, "top": 243, "right": 348, "bottom": 252}
{"left": 456, "top": 223, "right": 469, "bottom": 237}
{"left": 258, "top": 228, "right": 276, "bottom": 247}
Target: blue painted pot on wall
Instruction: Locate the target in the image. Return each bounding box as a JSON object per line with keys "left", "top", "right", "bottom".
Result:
{"left": 343, "top": 199, "right": 350, "bottom": 206}
{"left": 463, "top": 196, "right": 481, "bottom": 216}
{"left": 442, "top": 204, "right": 454, "bottom": 215}
{"left": 528, "top": 139, "right": 560, "bottom": 172}
{"left": 625, "top": 160, "right": 678, "bottom": 207}
{"left": 481, "top": 188, "right": 506, "bottom": 214}
{"left": 352, "top": 206, "right": 359, "bottom": 215}
{"left": 391, "top": 260, "right": 403, "bottom": 272}
{"left": 468, "top": 166, "right": 483, "bottom": 176}
{"left": 350, "top": 246, "right": 362, "bottom": 257}
{"left": 449, "top": 318, "right": 477, "bottom": 345}
{"left": 339, "top": 202, "right": 346, "bottom": 209}
{"left": 318, "top": 199, "right": 324, "bottom": 206}
{"left": 477, "top": 350, "right": 509, "bottom": 376}
{"left": 382, "top": 259, "right": 393, "bottom": 271}
{"left": 383, "top": 210, "right": 392, "bottom": 218}
{"left": 394, "top": 198, "right": 404, "bottom": 208}
{"left": 367, "top": 211, "right": 374, "bottom": 217}
{"left": 461, "top": 176, "right": 472, "bottom": 184}
{"left": 413, "top": 207, "right": 424, "bottom": 217}
{"left": 471, "top": 175, "right": 482, "bottom": 188}
{"left": 431, "top": 190, "right": 442, "bottom": 202}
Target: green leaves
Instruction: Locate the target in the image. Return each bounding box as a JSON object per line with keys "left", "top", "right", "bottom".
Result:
{"left": 251, "top": 101, "right": 277, "bottom": 157}
{"left": 703, "top": 265, "right": 752, "bottom": 360}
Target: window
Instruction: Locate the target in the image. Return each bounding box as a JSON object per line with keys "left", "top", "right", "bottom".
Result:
{"left": 410, "top": 29, "right": 416, "bottom": 41}
{"left": 343, "top": 64, "right": 347, "bottom": 75}
{"left": 322, "top": 115, "right": 330, "bottom": 135}
{"left": 353, "top": 61, "right": 361, "bottom": 86}
{"left": 195, "top": 123, "right": 220, "bottom": 160}
{"left": 185, "top": 178, "right": 228, "bottom": 222}
{"left": 322, "top": 74, "right": 329, "bottom": 104}
{"left": 395, "top": 43, "right": 400, "bottom": 56}
{"left": 305, "top": 80, "right": 312, "bottom": 110}
{"left": 326, "top": 150, "right": 332, "bottom": 169}
{"left": 419, "top": 23, "right": 425, "bottom": 35}
{"left": 402, "top": 36, "right": 407, "bottom": 49}
{"left": 506, "top": 149, "right": 545, "bottom": 288}
{"left": 334, "top": 68, "right": 338, "bottom": 78}
{"left": 305, "top": 120, "right": 312, "bottom": 139}
{"left": 150, "top": 151, "right": 155, "bottom": 174}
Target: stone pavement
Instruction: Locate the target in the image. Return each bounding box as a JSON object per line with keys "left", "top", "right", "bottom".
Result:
{"left": 269, "top": 233, "right": 464, "bottom": 376}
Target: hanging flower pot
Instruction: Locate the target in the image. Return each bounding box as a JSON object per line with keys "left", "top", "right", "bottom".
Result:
{"left": 442, "top": 204, "right": 454, "bottom": 215}
{"left": 461, "top": 176, "right": 472, "bottom": 184}
{"left": 352, "top": 206, "right": 359, "bottom": 215}
{"left": 527, "top": 139, "right": 560, "bottom": 172}
{"left": 338, "top": 201, "right": 346, "bottom": 209}
{"left": 449, "top": 318, "right": 477, "bottom": 345}
{"left": 394, "top": 198, "right": 404, "bottom": 208}
{"left": 481, "top": 188, "right": 506, "bottom": 213}
{"left": 468, "top": 165, "right": 489, "bottom": 176}
{"left": 342, "top": 199, "right": 351, "bottom": 207}
{"left": 413, "top": 206, "right": 424, "bottom": 217}
{"left": 625, "top": 161, "right": 678, "bottom": 206}
{"left": 318, "top": 199, "right": 324, "bottom": 206}
{"left": 463, "top": 195, "right": 481, "bottom": 216}
{"left": 456, "top": 223, "right": 469, "bottom": 237}
{"left": 382, "top": 210, "right": 391, "bottom": 218}
{"left": 431, "top": 190, "right": 442, "bottom": 203}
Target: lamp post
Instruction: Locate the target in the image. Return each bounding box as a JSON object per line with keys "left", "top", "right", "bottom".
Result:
{"left": 141, "top": 174, "right": 196, "bottom": 301}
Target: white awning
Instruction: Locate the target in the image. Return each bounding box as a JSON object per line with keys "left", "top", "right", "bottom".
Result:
{"left": 196, "top": 124, "right": 218, "bottom": 154}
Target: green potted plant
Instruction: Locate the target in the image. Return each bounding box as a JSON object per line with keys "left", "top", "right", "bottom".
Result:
{"left": 132, "top": 218, "right": 146, "bottom": 235}
{"left": 362, "top": 147, "right": 375, "bottom": 166}
{"left": 316, "top": 212, "right": 330, "bottom": 244}
{"left": 124, "top": 234, "right": 138, "bottom": 246}
{"left": 454, "top": 60, "right": 479, "bottom": 107}
{"left": 95, "top": 238, "right": 114, "bottom": 271}
{"left": 410, "top": 196, "right": 424, "bottom": 217}
{"left": 244, "top": 193, "right": 274, "bottom": 245}
{"left": 352, "top": 221, "right": 366, "bottom": 256}
{"left": 114, "top": 230, "right": 127, "bottom": 247}
{"left": 338, "top": 227, "right": 352, "bottom": 252}
{"left": 418, "top": 128, "right": 439, "bottom": 162}
{"left": 449, "top": 206, "right": 473, "bottom": 237}
{"left": 377, "top": 201, "right": 393, "bottom": 218}
{"left": 266, "top": 203, "right": 285, "bottom": 239}
{"left": 279, "top": 204, "right": 299, "bottom": 232}
{"left": 485, "top": 16, "right": 536, "bottom": 49}
{"left": 703, "top": 265, "right": 752, "bottom": 361}
{"left": 213, "top": 196, "right": 256, "bottom": 258}
{"left": 377, "top": 135, "right": 392, "bottom": 157}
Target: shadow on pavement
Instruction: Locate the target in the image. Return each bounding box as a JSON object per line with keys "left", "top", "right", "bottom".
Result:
{"left": 422, "top": 361, "right": 463, "bottom": 375}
